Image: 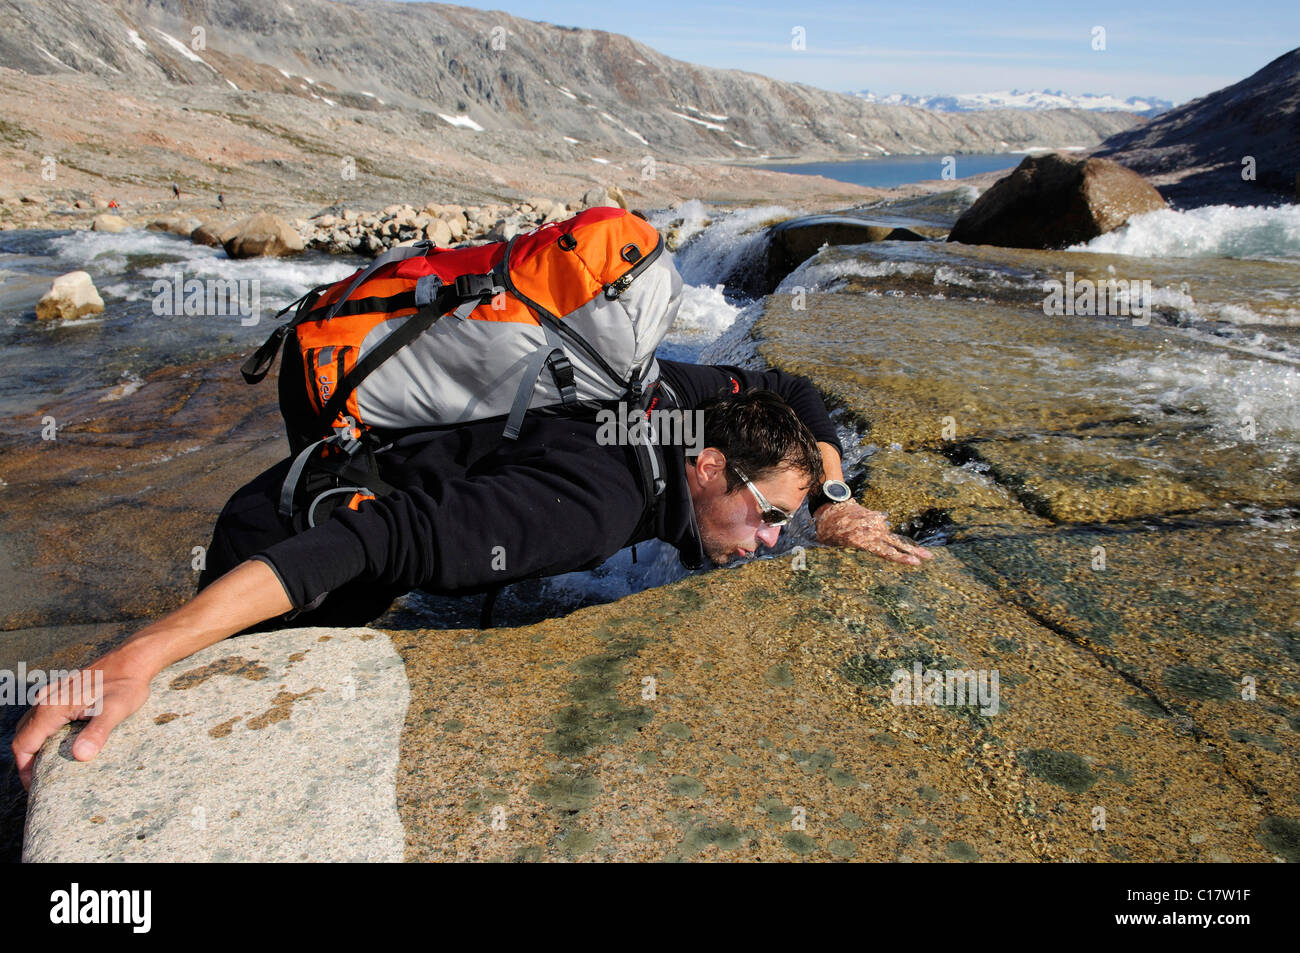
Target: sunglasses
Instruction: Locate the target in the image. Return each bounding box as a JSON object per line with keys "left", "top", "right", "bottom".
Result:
{"left": 729, "top": 465, "right": 794, "bottom": 527}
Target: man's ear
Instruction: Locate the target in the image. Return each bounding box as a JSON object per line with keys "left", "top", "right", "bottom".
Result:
{"left": 692, "top": 448, "right": 728, "bottom": 487}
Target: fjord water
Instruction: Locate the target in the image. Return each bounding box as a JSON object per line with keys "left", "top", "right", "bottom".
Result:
{"left": 754, "top": 153, "right": 1023, "bottom": 189}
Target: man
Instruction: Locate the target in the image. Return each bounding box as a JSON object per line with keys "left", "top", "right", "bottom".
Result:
{"left": 12, "top": 358, "right": 931, "bottom": 788}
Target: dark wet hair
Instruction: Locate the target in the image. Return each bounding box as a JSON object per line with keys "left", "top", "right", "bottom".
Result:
{"left": 690, "top": 388, "right": 825, "bottom": 492}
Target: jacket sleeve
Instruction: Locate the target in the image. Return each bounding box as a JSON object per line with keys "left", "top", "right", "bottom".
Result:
{"left": 660, "top": 360, "right": 842, "bottom": 459}
{"left": 253, "top": 447, "right": 645, "bottom": 611}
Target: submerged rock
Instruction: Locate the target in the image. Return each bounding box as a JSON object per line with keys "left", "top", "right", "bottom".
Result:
{"left": 762, "top": 215, "right": 928, "bottom": 291}
{"left": 948, "top": 153, "right": 1167, "bottom": 249}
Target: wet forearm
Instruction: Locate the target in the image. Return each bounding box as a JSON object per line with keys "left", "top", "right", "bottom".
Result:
{"left": 818, "top": 441, "right": 844, "bottom": 483}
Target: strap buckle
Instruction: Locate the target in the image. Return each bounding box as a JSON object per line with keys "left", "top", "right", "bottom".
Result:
{"left": 454, "top": 273, "right": 504, "bottom": 299}
{"left": 547, "top": 353, "right": 575, "bottom": 394}
{"left": 332, "top": 415, "right": 364, "bottom": 455}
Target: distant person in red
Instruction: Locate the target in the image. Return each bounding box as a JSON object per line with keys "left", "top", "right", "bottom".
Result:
{"left": 107, "top": 199, "right": 120, "bottom": 214}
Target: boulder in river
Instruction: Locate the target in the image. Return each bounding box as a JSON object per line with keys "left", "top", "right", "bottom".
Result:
{"left": 91, "top": 214, "right": 127, "bottom": 233}
{"left": 35, "top": 271, "right": 104, "bottom": 321}
{"left": 148, "top": 216, "right": 203, "bottom": 237}
{"left": 221, "top": 213, "right": 306, "bottom": 258}
{"left": 189, "top": 220, "right": 234, "bottom": 248}
{"left": 759, "top": 215, "right": 928, "bottom": 294}
{"left": 948, "top": 152, "right": 1167, "bottom": 249}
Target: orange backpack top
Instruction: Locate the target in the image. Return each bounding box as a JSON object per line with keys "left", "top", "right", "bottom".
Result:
{"left": 242, "top": 207, "right": 682, "bottom": 527}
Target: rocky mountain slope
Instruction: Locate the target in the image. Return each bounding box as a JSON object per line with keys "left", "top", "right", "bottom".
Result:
{"left": 0, "top": 0, "right": 1143, "bottom": 223}
{"left": 1, "top": 0, "right": 1140, "bottom": 159}
{"left": 1092, "top": 47, "right": 1299, "bottom": 206}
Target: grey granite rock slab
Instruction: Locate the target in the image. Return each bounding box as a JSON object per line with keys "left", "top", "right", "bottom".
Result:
{"left": 23, "top": 627, "right": 409, "bottom": 862}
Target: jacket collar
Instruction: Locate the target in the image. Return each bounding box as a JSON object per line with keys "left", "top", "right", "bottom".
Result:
{"left": 656, "top": 443, "right": 706, "bottom": 570}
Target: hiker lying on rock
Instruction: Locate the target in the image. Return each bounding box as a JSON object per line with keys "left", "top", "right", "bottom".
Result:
{"left": 14, "top": 207, "right": 931, "bottom": 788}
{"left": 12, "top": 368, "right": 931, "bottom": 788}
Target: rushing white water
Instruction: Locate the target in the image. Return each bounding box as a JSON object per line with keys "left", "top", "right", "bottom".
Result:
{"left": 668, "top": 203, "right": 796, "bottom": 288}
{"left": 1072, "top": 204, "right": 1300, "bottom": 261}
{"left": 50, "top": 228, "right": 358, "bottom": 315}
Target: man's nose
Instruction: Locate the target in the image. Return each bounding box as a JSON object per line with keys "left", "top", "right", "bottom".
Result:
{"left": 755, "top": 523, "right": 781, "bottom": 548}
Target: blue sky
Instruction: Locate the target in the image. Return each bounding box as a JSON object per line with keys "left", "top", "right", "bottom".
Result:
{"left": 399, "top": 0, "right": 1297, "bottom": 104}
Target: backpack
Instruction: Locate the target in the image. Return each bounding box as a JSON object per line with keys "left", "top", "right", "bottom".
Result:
{"left": 242, "top": 207, "right": 682, "bottom": 531}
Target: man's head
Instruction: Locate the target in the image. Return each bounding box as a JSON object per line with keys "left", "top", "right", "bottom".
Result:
{"left": 684, "top": 388, "right": 825, "bottom": 565}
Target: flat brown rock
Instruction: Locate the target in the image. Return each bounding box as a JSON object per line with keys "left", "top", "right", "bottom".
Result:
{"left": 22, "top": 548, "right": 1294, "bottom": 861}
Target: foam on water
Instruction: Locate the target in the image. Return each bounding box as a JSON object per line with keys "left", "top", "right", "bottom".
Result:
{"left": 48, "top": 229, "right": 359, "bottom": 317}
{"left": 1001, "top": 333, "right": 1300, "bottom": 447}
{"left": 1108, "top": 350, "right": 1300, "bottom": 446}
{"left": 1072, "top": 205, "right": 1300, "bottom": 261}
{"left": 670, "top": 203, "right": 797, "bottom": 288}
{"left": 777, "top": 256, "right": 917, "bottom": 293}
{"left": 661, "top": 281, "right": 744, "bottom": 361}
{"left": 47, "top": 227, "right": 194, "bottom": 274}
{"left": 1146, "top": 284, "right": 1300, "bottom": 329}
{"left": 647, "top": 199, "right": 712, "bottom": 248}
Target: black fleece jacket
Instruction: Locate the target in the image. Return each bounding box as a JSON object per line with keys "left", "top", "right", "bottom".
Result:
{"left": 252, "top": 359, "right": 841, "bottom": 610}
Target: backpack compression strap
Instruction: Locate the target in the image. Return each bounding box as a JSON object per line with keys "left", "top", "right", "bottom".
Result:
{"left": 240, "top": 241, "right": 436, "bottom": 386}
{"left": 313, "top": 269, "right": 506, "bottom": 435}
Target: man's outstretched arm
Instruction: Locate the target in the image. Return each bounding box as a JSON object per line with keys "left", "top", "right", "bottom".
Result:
{"left": 11, "top": 559, "right": 292, "bottom": 789}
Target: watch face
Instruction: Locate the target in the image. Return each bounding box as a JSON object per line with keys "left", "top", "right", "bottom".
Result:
{"left": 823, "top": 480, "right": 852, "bottom": 503}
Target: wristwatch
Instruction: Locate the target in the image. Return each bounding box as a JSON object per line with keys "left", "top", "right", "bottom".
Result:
{"left": 809, "top": 478, "right": 852, "bottom": 515}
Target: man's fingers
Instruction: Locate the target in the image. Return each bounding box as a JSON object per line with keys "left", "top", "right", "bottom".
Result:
{"left": 67, "top": 683, "right": 140, "bottom": 763}
{"left": 889, "top": 535, "right": 934, "bottom": 560}
{"left": 815, "top": 506, "right": 936, "bottom": 566}
{"left": 12, "top": 704, "right": 74, "bottom": 790}
{"left": 12, "top": 671, "right": 141, "bottom": 789}
{"left": 70, "top": 716, "right": 113, "bottom": 762}
{"left": 857, "top": 530, "right": 933, "bottom": 565}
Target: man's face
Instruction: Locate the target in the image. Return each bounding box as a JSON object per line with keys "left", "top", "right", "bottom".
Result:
{"left": 684, "top": 449, "right": 811, "bottom": 565}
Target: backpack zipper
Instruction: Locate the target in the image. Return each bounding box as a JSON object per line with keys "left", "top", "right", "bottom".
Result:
{"left": 603, "top": 232, "right": 665, "bottom": 300}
